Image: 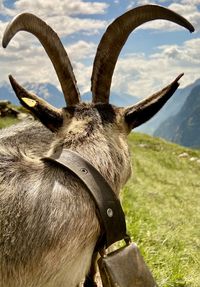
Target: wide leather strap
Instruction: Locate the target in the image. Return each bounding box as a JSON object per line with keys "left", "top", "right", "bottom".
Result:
{"left": 42, "top": 149, "right": 127, "bottom": 248}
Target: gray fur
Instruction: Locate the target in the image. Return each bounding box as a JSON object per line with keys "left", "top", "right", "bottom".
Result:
{"left": 0, "top": 103, "right": 131, "bottom": 287}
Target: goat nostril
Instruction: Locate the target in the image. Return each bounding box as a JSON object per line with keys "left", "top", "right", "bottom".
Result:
{"left": 80, "top": 168, "right": 88, "bottom": 174}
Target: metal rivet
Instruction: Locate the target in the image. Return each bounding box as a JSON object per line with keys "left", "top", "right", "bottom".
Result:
{"left": 107, "top": 208, "right": 113, "bottom": 218}
{"left": 80, "top": 168, "right": 88, "bottom": 174}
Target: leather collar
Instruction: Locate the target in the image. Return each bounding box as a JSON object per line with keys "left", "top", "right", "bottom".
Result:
{"left": 42, "top": 149, "right": 127, "bottom": 248}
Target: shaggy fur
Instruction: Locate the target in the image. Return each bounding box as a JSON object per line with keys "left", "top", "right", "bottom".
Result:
{"left": 0, "top": 103, "right": 132, "bottom": 287}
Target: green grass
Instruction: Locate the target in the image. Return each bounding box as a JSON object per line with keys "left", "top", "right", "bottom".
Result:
{"left": 0, "top": 104, "right": 26, "bottom": 129}
{"left": 0, "top": 116, "right": 20, "bottom": 129}
{"left": 122, "top": 133, "right": 200, "bottom": 287}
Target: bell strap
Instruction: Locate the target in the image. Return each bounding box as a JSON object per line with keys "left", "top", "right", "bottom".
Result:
{"left": 42, "top": 149, "right": 127, "bottom": 248}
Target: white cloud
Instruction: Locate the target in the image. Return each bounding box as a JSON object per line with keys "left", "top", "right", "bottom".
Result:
{"left": 66, "top": 41, "right": 96, "bottom": 60}
{"left": 0, "top": 0, "right": 14, "bottom": 16}
{"left": 14, "top": 0, "right": 109, "bottom": 16}
{"left": 156, "top": 38, "right": 200, "bottom": 65}
{"left": 47, "top": 16, "right": 107, "bottom": 37}
{"left": 181, "top": 0, "right": 200, "bottom": 4}
{"left": 127, "top": 0, "right": 170, "bottom": 10}
{"left": 0, "top": 1, "right": 108, "bottom": 37}
{"left": 73, "top": 62, "right": 93, "bottom": 94}
{"left": 127, "top": 0, "right": 150, "bottom": 9}
{"left": 0, "top": 0, "right": 108, "bottom": 92}
{"left": 111, "top": 37, "right": 200, "bottom": 99}
{"left": 0, "top": 37, "right": 97, "bottom": 94}
{"left": 1, "top": 20, "right": 199, "bottom": 99}
{"left": 168, "top": 2, "right": 200, "bottom": 31}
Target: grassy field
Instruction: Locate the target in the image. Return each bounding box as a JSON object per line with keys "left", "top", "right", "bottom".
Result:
{"left": 122, "top": 133, "right": 200, "bottom": 287}
{"left": 0, "top": 116, "right": 20, "bottom": 129}
{"left": 0, "top": 105, "right": 25, "bottom": 128}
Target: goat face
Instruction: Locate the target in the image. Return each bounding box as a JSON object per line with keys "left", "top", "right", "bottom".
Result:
{"left": 1, "top": 4, "right": 194, "bottom": 287}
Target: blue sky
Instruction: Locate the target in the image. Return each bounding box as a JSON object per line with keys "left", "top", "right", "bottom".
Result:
{"left": 0, "top": 0, "right": 200, "bottom": 100}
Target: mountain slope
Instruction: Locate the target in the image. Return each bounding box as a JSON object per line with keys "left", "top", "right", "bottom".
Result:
{"left": 137, "top": 78, "right": 200, "bottom": 134}
{"left": 154, "top": 85, "right": 200, "bottom": 148}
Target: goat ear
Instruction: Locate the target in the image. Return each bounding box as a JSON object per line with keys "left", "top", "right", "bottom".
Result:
{"left": 9, "top": 75, "right": 63, "bottom": 132}
{"left": 124, "top": 74, "right": 183, "bottom": 131}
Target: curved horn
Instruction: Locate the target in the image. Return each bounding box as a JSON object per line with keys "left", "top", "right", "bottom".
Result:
{"left": 91, "top": 4, "right": 194, "bottom": 103}
{"left": 2, "top": 13, "right": 80, "bottom": 106}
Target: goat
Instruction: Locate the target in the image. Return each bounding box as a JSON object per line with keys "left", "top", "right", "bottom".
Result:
{"left": 0, "top": 5, "right": 194, "bottom": 287}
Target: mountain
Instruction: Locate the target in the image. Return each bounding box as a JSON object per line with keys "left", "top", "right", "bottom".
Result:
{"left": 0, "top": 82, "right": 65, "bottom": 108}
{"left": 82, "top": 91, "right": 139, "bottom": 106}
{"left": 136, "top": 78, "right": 200, "bottom": 134}
{"left": 154, "top": 85, "right": 200, "bottom": 148}
{"left": 25, "top": 83, "right": 66, "bottom": 107}
{"left": 0, "top": 84, "right": 14, "bottom": 104}
{"left": 0, "top": 82, "right": 138, "bottom": 108}
{"left": 1, "top": 78, "right": 200, "bottom": 138}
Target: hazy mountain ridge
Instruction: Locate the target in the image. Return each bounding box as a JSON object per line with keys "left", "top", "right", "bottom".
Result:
{"left": 136, "top": 78, "right": 200, "bottom": 134}
{"left": 0, "top": 82, "right": 65, "bottom": 108}
{"left": 0, "top": 82, "right": 139, "bottom": 108}
{"left": 1, "top": 79, "right": 200, "bottom": 147}
{"left": 154, "top": 84, "right": 200, "bottom": 148}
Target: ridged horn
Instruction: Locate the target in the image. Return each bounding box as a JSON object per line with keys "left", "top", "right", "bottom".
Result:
{"left": 91, "top": 4, "right": 194, "bottom": 103}
{"left": 2, "top": 13, "right": 80, "bottom": 106}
